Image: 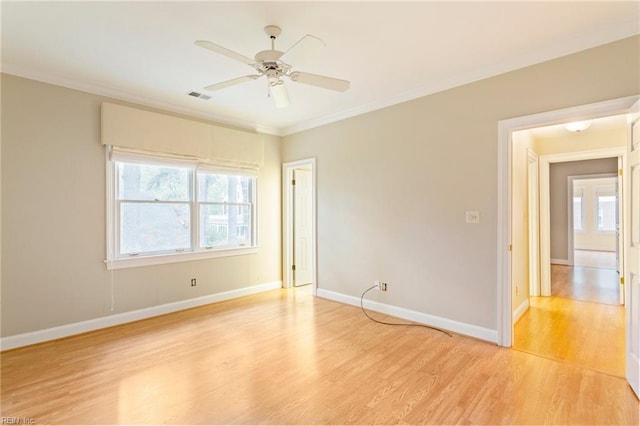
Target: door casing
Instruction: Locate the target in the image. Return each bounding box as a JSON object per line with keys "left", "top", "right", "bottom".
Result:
{"left": 540, "top": 154, "right": 624, "bottom": 296}
{"left": 497, "top": 95, "right": 639, "bottom": 347}
{"left": 282, "top": 158, "right": 317, "bottom": 294}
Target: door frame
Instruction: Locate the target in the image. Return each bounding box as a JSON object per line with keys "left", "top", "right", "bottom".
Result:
{"left": 497, "top": 95, "right": 639, "bottom": 347}
{"left": 528, "top": 149, "right": 540, "bottom": 297}
{"left": 282, "top": 158, "right": 317, "bottom": 295}
{"left": 540, "top": 152, "right": 624, "bottom": 296}
{"left": 567, "top": 173, "right": 619, "bottom": 268}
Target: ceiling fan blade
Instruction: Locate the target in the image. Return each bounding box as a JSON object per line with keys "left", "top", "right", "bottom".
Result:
{"left": 204, "top": 75, "right": 260, "bottom": 92}
{"left": 269, "top": 82, "right": 290, "bottom": 108}
{"left": 280, "top": 34, "right": 325, "bottom": 66}
{"left": 289, "top": 71, "right": 350, "bottom": 92}
{"left": 195, "top": 40, "right": 255, "bottom": 65}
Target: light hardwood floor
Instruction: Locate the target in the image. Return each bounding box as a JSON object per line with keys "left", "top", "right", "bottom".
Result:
{"left": 513, "top": 296, "right": 625, "bottom": 377}
{"left": 551, "top": 263, "right": 619, "bottom": 305}
{"left": 515, "top": 261, "right": 624, "bottom": 378}
{"left": 2, "top": 289, "right": 638, "bottom": 425}
{"left": 574, "top": 249, "right": 617, "bottom": 269}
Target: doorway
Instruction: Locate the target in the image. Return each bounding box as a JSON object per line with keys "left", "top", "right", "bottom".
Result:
{"left": 282, "top": 158, "right": 317, "bottom": 293}
{"left": 569, "top": 174, "right": 618, "bottom": 270}
{"left": 501, "top": 103, "right": 633, "bottom": 378}
{"left": 518, "top": 145, "right": 625, "bottom": 377}
{"left": 497, "top": 96, "right": 637, "bottom": 347}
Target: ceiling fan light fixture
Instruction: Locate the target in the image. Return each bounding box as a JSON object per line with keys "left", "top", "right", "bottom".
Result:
{"left": 565, "top": 120, "right": 592, "bottom": 132}
{"left": 195, "top": 24, "right": 350, "bottom": 108}
{"left": 269, "top": 81, "right": 290, "bottom": 108}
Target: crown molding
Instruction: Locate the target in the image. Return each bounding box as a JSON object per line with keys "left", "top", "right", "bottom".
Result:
{"left": 0, "top": 64, "right": 283, "bottom": 137}
{"left": 282, "top": 25, "right": 639, "bottom": 136}
{"left": 2, "top": 21, "right": 638, "bottom": 139}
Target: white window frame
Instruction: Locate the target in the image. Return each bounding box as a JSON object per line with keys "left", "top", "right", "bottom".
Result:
{"left": 196, "top": 166, "right": 256, "bottom": 251}
{"left": 105, "top": 148, "right": 258, "bottom": 270}
{"left": 573, "top": 194, "right": 584, "bottom": 232}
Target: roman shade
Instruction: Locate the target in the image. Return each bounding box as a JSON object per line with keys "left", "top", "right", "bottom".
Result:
{"left": 101, "top": 102, "right": 264, "bottom": 168}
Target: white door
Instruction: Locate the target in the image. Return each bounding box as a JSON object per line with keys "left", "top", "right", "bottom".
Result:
{"left": 625, "top": 99, "right": 640, "bottom": 398}
{"left": 617, "top": 157, "right": 624, "bottom": 305}
{"left": 293, "top": 169, "right": 313, "bottom": 286}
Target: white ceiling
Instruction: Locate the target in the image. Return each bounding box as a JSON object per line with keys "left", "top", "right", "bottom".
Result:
{"left": 2, "top": 1, "right": 638, "bottom": 136}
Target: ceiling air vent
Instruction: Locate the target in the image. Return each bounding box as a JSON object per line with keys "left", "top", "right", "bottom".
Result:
{"left": 187, "top": 91, "right": 211, "bottom": 100}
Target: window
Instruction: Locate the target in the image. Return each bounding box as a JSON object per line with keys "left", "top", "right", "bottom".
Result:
{"left": 108, "top": 151, "right": 257, "bottom": 269}
{"left": 596, "top": 194, "right": 616, "bottom": 232}
{"left": 197, "top": 171, "right": 253, "bottom": 249}
{"left": 117, "top": 162, "right": 193, "bottom": 255}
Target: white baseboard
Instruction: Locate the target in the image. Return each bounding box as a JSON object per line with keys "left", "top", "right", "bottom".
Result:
{"left": 316, "top": 288, "right": 498, "bottom": 343}
{"left": 512, "top": 298, "right": 530, "bottom": 324}
{"left": 551, "top": 258, "right": 569, "bottom": 265}
{"left": 1, "top": 281, "right": 282, "bottom": 351}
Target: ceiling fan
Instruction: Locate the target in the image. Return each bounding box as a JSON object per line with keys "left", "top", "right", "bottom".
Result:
{"left": 195, "top": 25, "right": 350, "bottom": 108}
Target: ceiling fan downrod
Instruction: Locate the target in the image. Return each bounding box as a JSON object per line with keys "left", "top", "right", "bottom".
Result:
{"left": 264, "top": 25, "right": 281, "bottom": 50}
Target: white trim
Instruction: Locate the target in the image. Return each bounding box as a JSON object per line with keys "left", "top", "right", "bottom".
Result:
{"left": 282, "top": 158, "right": 317, "bottom": 296}
{"left": 567, "top": 173, "right": 618, "bottom": 264}
{"left": 317, "top": 289, "right": 498, "bottom": 343}
{"left": 551, "top": 258, "right": 570, "bottom": 265}
{"left": 528, "top": 150, "right": 540, "bottom": 297}
{"left": 539, "top": 159, "right": 552, "bottom": 296}
{"left": 497, "top": 118, "right": 513, "bottom": 348}
{"left": 6, "top": 14, "right": 639, "bottom": 139}
{"left": 617, "top": 155, "right": 625, "bottom": 306}
{"left": 513, "top": 298, "right": 530, "bottom": 324}
{"left": 497, "top": 95, "right": 639, "bottom": 347}
{"left": 105, "top": 147, "right": 114, "bottom": 268}
{"left": 281, "top": 24, "right": 639, "bottom": 136}
{"left": 0, "top": 281, "right": 281, "bottom": 351}
{"left": 106, "top": 247, "right": 259, "bottom": 270}
{"left": 539, "top": 149, "right": 624, "bottom": 294}
{"left": 568, "top": 176, "right": 578, "bottom": 265}
{"left": 105, "top": 149, "right": 260, "bottom": 269}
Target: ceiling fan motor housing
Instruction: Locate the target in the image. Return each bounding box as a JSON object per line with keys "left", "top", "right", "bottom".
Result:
{"left": 254, "top": 50, "right": 284, "bottom": 63}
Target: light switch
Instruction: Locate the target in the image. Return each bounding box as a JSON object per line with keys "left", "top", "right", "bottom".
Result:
{"left": 466, "top": 211, "right": 480, "bottom": 224}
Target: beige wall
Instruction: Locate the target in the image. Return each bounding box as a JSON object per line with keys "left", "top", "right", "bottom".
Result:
{"left": 282, "top": 36, "right": 639, "bottom": 331}
{"left": 1, "top": 74, "right": 282, "bottom": 337}
{"left": 2, "top": 35, "right": 639, "bottom": 340}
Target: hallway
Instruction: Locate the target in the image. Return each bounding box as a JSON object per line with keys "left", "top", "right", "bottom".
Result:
{"left": 551, "top": 262, "right": 619, "bottom": 305}
{"left": 514, "top": 263, "right": 624, "bottom": 378}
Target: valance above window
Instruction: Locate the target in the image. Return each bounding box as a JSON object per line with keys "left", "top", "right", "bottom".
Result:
{"left": 101, "top": 102, "right": 264, "bottom": 168}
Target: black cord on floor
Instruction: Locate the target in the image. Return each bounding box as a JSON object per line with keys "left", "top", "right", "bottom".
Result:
{"left": 360, "top": 285, "right": 453, "bottom": 337}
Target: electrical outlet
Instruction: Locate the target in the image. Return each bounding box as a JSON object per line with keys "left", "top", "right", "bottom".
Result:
{"left": 191, "top": 278, "right": 197, "bottom": 287}
{"left": 374, "top": 280, "right": 380, "bottom": 290}
{"left": 381, "top": 282, "right": 388, "bottom": 291}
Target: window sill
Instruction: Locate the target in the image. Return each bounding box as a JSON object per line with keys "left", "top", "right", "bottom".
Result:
{"left": 105, "top": 247, "right": 258, "bottom": 270}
